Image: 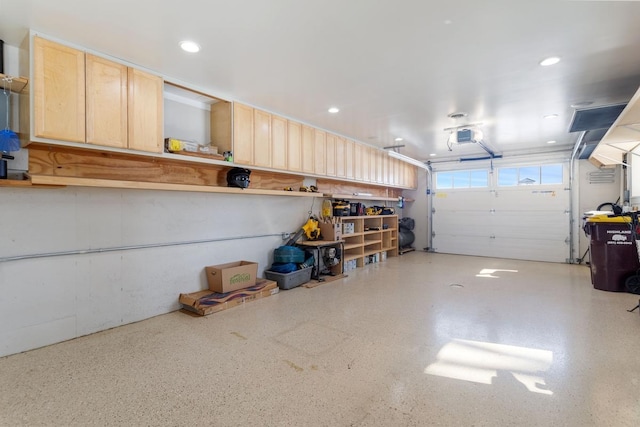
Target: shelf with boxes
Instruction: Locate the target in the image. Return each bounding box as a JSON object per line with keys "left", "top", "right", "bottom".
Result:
{"left": 336, "top": 215, "right": 398, "bottom": 271}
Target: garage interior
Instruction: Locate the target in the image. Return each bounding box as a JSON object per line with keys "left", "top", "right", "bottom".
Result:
{"left": 1, "top": 1, "right": 640, "bottom": 426}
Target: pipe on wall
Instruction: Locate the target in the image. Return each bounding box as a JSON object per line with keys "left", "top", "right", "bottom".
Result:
{"left": 0, "top": 233, "right": 285, "bottom": 263}
{"left": 569, "top": 131, "right": 586, "bottom": 264}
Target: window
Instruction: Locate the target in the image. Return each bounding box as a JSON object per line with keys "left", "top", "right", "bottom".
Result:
{"left": 436, "top": 169, "right": 488, "bottom": 189}
{"left": 498, "top": 164, "right": 563, "bottom": 186}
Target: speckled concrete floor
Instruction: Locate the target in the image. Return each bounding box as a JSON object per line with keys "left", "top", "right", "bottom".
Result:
{"left": 1, "top": 252, "right": 639, "bottom": 426}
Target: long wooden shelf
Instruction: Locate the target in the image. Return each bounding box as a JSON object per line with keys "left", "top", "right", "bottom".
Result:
{"left": 0, "top": 73, "right": 28, "bottom": 93}
{"left": 343, "top": 243, "right": 362, "bottom": 250}
{"left": 324, "top": 193, "right": 399, "bottom": 202}
{"left": 28, "top": 174, "right": 321, "bottom": 197}
{"left": 363, "top": 239, "right": 382, "bottom": 246}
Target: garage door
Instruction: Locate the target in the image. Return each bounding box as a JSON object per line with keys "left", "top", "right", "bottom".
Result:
{"left": 432, "top": 160, "right": 570, "bottom": 263}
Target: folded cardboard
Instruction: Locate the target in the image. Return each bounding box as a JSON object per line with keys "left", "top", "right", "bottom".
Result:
{"left": 205, "top": 260, "right": 258, "bottom": 293}
{"left": 180, "top": 279, "right": 278, "bottom": 316}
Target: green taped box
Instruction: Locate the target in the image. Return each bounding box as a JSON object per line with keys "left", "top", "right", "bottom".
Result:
{"left": 205, "top": 260, "right": 258, "bottom": 293}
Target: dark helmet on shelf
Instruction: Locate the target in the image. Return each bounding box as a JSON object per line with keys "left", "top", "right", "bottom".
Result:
{"left": 226, "top": 167, "right": 251, "bottom": 189}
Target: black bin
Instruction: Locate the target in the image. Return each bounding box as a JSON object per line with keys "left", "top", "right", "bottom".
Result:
{"left": 586, "top": 217, "right": 640, "bottom": 292}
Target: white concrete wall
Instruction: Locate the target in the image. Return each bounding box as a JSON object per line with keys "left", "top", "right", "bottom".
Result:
{"left": 0, "top": 186, "right": 316, "bottom": 357}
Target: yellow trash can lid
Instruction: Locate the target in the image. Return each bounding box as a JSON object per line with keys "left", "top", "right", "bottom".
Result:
{"left": 586, "top": 214, "right": 632, "bottom": 223}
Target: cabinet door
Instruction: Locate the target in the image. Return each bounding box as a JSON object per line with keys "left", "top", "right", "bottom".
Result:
{"left": 86, "top": 54, "right": 128, "bottom": 148}
{"left": 335, "top": 136, "right": 346, "bottom": 178}
{"left": 405, "top": 164, "right": 417, "bottom": 189}
{"left": 287, "top": 121, "right": 302, "bottom": 172}
{"left": 325, "top": 133, "right": 336, "bottom": 177}
{"left": 127, "top": 68, "right": 163, "bottom": 153}
{"left": 345, "top": 139, "right": 355, "bottom": 179}
{"left": 233, "top": 103, "right": 254, "bottom": 165}
{"left": 33, "top": 36, "right": 86, "bottom": 142}
{"left": 354, "top": 142, "right": 363, "bottom": 181}
{"left": 253, "top": 109, "right": 271, "bottom": 167}
{"left": 314, "top": 129, "right": 326, "bottom": 175}
{"left": 382, "top": 153, "right": 391, "bottom": 184}
{"left": 375, "top": 150, "right": 384, "bottom": 183}
{"left": 271, "top": 115, "right": 287, "bottom": 170}
{"left": 362, "top": 145, "right": 370, "bottom": 183}
{"left": 301, "top": 125, "right": 315, "bottom": 174}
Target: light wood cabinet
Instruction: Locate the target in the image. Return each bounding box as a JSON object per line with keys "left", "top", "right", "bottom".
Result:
{"left": 325, "top": 133, "right": 336, "bottom": 177}
{"left": 33, "top": 36, "right": 86, "bottom": 142}
{"left": 354, "top": 142, "right": 363, "bottom": 181}
{"left": 301, "top": 125, "right": 315, "bottom": 174}
{"left": 314, "top": 129, "right": 326, "bottom": 175}
{"left": 253, "top": 109, "right": 271, "bottom": 167}
{"left": 271, "top": 115, "right": 287, "bottom": 170}
{"left": 339, "top": 215, "right": 398, "bottom": 270}
{"left": 233, "top": 103, "right": 254, "bottom": 165}
{"left": 362, "top": 145, "right": 371, "bottom": 183}
{"left": 345, "top": 139, "right": 355, "bottom": 179}
{"left": 128, "top": 68, "right": 163, "bottom": 153}
{"left": 86, "top": 54, "right": 128, "bottom": 148}
{"left": 287, "top": 121, "right": 302, "bottom": 172}
{"left": 32, "top": 36, "right": 163, "bottom": 153}
{"left": 335, "top": 137, "right": 346, "bottom": 178}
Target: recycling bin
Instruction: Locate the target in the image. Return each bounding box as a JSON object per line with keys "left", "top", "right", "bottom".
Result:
{"left": 585, "top": 215, "right": 640, "bottom": 292}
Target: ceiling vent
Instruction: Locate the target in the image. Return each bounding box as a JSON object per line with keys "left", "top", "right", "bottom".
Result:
{"left": 569, "top": 103, "right": 626, "bottom": 133}
{"left": 578, "top": 128, "right": 609, "bottom": 159}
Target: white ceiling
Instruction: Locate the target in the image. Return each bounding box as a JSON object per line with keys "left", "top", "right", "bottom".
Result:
{"left": 2, "top": 0, "right": 640, "bottom": 162}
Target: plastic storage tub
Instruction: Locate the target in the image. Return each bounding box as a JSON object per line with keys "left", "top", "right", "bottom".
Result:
{"left": 264, "top": 267, "right": 313, "bottom": 290}
{"left": 585, "top": 215, "right": 640, "bottom": 292}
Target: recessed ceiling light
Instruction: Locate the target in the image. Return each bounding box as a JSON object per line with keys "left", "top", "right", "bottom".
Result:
{"left": 430, "top": 153, "right": 437, "bottom": 157}
{"left": 328, "top": 107, "right": 340, "bottom": 113}
{"left": 544, "top": 114, "right": 559, "bottom": 119}
{"left": 540, "top": 56, "right": 560, "bottom": 66}
{"left": 547, "top": 140, "right": 557, "bottom": 144}
{"left": 180, "top": 41, "right": 200, "bottom": 53}
{"left": 395, "top": 137, "right": 403, "bottom": 142}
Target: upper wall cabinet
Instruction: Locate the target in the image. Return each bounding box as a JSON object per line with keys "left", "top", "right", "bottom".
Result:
{"left": 301, "top": 125, "right": 315, "bottom": 174}
{"left": 33, "top": 37, "right": 86, "bottom": 142}
{"left": 271, "top": 115, "right": 287, "bottom": 170}
{"left": 287, "top": 120, "right": 302, "bottom": 172}
{"left": 86, "top": 54, "right": 127, "bottom": 148}
{"left": 232, "top": 102, "right": 254, "bottom": 165}
{"left": 325, "top": 133, "right": 336, "bottom": 177}
{"left": 28, "top": 36, "right": 163, "bottom": 153}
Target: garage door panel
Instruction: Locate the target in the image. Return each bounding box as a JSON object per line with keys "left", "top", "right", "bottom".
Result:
{"left": 432, "top": 235, "right": 492, "bottom": 256}
{"left": 432, "top": 160, "right": 569, "bottom": 263}
{"left": 484, "top": 237, "right": 568, "bottom": 262}
{"left": 434, "top": 192, "right": 491, "bottom": 210}
{"left": 490, "top": 213, "right": 568, "bottom": 238}
{"left": 493, "top": 190, "right": 569, "bottom": 211}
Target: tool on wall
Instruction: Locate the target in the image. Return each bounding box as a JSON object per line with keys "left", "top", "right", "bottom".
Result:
{"left": 285, "top": 215, "right": 321, "bottom": 245}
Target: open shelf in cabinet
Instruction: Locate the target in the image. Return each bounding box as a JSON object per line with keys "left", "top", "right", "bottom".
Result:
{"left": 337, "top": 215, "right": 398, "bottom": 272}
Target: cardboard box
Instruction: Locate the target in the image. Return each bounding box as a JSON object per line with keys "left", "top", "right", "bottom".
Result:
{"left": 319, "top": 222, "right": 342, "bottom": 241}
{"left": 179, "top": 279, "right": 278, "bottom": 316}
{"left": 205, "top": 260, "right": 258, "bottom": 293}
{"left": 342, "top": 222, "right": 355, "bottom": 235}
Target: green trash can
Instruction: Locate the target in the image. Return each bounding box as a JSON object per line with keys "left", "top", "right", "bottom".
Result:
{"left": 585, "top": 215, "right": 640, "bottom": 292}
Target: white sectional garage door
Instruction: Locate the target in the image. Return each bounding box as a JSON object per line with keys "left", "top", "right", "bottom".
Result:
{"left": 432, "top": 159, "right": 570, "bottom": 263}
